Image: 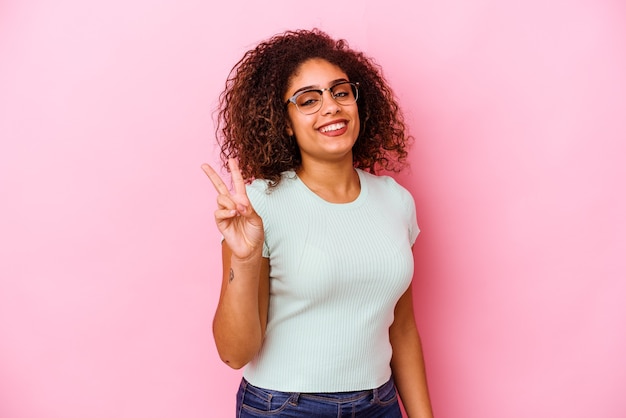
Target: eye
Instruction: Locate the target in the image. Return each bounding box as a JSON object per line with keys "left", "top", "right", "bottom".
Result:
{"left": 300, "top": 98, "right": 320, "bottom": 107}
{"left": 331, "top": 83, "right": 353, "bottom": 99}
{"left": 296, "top": 91, "right": 322, "bottom": 108}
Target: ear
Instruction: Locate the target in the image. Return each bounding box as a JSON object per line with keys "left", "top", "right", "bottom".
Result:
{"left": 285, "top": 123, "right": 294, "bottom": 137}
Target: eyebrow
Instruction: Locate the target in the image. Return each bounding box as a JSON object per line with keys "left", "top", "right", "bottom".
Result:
{"left": 291, "top": 78, "right": 349, "bottom": 96}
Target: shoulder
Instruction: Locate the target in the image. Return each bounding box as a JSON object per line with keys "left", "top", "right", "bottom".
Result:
{"left": 358, "top": 169, "right": 420, "bottom": 243}
{"left": 359, "top": 169, "right": 417, "bottom": 217}
{"left": 247, "top": 171, "right": 297, "bottom": 193}
{"left": 246, "top": 177, "right": 271, "bottom": 195}
{"left": 358, "top": 169, "right": 413, "bottom": 200}
{"left": 246, "top": 171, "right": 299, "bottom": 206}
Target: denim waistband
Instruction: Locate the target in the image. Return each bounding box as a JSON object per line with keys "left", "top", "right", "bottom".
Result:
{"left": 241, "top": 376, "right": 395, "bottom": 405}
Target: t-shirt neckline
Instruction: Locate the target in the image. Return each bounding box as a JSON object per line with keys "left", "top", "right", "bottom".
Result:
{"left": 292, "top": 169, "right": 368, "bottom": 209}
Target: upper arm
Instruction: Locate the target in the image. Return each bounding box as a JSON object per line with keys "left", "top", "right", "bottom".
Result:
{"left": 258, "top": 256, "right": 270, "bottom": 337}
{"left": 390, "top": 284, "right": 418, "bottom": 341}
{"left": 391, "top": 246, "right": 418, "bottom": 338}
{"left": 390, "top": 245, "right": 418, "bottom": 341}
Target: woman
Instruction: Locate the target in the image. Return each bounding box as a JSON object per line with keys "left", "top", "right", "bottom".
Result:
{"left": 202, "top": 29, "right": 433, "bottom": 417}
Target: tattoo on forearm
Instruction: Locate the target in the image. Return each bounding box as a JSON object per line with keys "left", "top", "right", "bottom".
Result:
{"left": 229, "top": 268, "right": 234, "bottom": 283}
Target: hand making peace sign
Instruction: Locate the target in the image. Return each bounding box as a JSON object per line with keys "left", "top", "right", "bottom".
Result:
{"left": 201, "top": 158, "right": 264, "bottom": 260}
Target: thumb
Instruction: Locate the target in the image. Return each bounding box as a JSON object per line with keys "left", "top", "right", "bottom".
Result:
{"left": 236, "top": 203, "right": 248, "bottom": 214}
{"left": 237, "top": 203, "right": 255, "bottom": 217}
{"left": 236, "top": 203, "right": 262, "bottom": 225}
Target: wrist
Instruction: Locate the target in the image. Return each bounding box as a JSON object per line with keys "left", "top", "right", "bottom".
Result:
{"left": 231, "top": 247, "right": 263, "bottom": 266}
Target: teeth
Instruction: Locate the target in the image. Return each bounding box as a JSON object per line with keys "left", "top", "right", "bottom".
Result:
{"left": 320, "top": 122, "right": 346, "bottom": 133}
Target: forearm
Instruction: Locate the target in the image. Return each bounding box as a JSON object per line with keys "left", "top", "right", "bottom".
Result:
{"left": 212, "top": 247, "right": 267, "bottom": 369}
{"left": 391, "top": 327, "right": 434, "bottom": 418}
{"left": 389, "top": 285, "right": 434, "bottom": 418}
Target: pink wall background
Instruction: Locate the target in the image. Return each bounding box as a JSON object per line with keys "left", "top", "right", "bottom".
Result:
{"left": 1, "top": 1, "right": 625, "bottom": 417}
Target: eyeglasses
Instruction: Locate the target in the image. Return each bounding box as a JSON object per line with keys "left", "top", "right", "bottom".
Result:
{"left": 285, "top": 81, "right": 359, "bottom": 115}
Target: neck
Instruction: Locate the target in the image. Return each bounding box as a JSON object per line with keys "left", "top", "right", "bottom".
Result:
{"left": 296, "top": 160, "right": 360, "bottom": 204}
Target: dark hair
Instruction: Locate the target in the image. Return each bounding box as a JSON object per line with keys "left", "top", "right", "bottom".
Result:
{"left": 216, "top": 28, "right": 411, "bottom": 186}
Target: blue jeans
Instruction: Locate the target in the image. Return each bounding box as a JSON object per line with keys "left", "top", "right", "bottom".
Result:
{"left": 236, "top": 377, "right": 402, "bottom": 417}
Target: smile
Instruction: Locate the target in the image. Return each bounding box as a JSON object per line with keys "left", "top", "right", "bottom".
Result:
{"left": 319, "top": 122, "right": 347, "bottom": 133}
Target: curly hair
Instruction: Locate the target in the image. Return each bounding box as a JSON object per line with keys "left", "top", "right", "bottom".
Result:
{"left": 216, "top": 28, "right": 412, "bottom": 186}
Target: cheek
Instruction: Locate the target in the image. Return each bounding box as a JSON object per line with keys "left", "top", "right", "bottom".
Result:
{"left": 287, "top": 113, "right": 313, "bottom": 137}
{"left": 353, "top": 110, "right": 361, "bottom": 136}
{"left": 285, "top": 109, "right": 303, "bottom": 137}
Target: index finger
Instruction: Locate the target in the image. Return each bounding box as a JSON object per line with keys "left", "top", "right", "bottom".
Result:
{"left": 228, "top": 158, "right": 247, "bottom": 196}
{"left": 201, "top": 163, "right": 231, "bottom": 196}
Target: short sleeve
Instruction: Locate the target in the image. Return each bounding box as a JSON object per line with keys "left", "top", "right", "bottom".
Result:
{"left": 392, "top": 180, "right": 419, "bottom": 246}
{"left": 405, "top": 189, "right": 420, "bottom": 246}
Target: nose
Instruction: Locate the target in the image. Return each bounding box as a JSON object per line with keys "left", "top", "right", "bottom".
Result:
{"left": 320, "top": 90, "right": 340, "bottom": 115}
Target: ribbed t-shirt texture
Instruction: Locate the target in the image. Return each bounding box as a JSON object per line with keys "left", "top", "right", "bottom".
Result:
{"left": 242, "top": 169, "right": 419, "bottom": 393}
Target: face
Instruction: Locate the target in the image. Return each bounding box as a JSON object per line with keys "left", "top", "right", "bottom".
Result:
{"left": 284, "top": 58, "right": 360, "bottom": 166}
